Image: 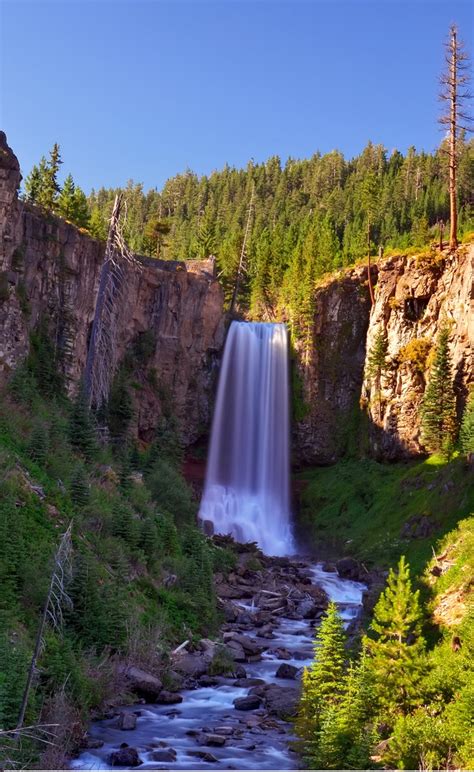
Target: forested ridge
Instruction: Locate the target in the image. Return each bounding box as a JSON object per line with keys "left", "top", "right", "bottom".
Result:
{"left": 24, "top": 139, "right": 474, "bottom": 329}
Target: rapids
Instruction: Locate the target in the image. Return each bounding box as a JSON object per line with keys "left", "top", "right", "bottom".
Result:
{"left": 71, "top": 565, "right": 366, "bottom": 770}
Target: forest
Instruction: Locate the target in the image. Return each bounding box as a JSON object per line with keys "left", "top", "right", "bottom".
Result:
{"left": 23, "top": 137, "right": 474, "bottom": 333}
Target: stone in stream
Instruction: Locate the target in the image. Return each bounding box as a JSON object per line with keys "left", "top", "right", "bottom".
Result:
{"left": 117, "top": 712, "right": 137, "bottom": 730}
{"left": 263, "top": 684, "right": 300, "bottom": 719}
{"left": 223, "top": 632, "right": 264, "bottom": 656}
{"left": 120, "top": 665, "right": 162, "bottom": 702}
{"left": 187, "top": 750, "right": 218, "bottom": 763}
{"left": 150, "top": 749, "right": 177, "bottom": 762}
{"left": 197, "top": 732, "right": 227, "bottom": 747}
{"left": 336, "top": 557, "right": 364, "bottom": 581}
{"left": 82, "top": 737, "right": 104, "bottom": 749}
{"left": 276, "top": 663, "right": 299, "bottom": 679}
{"left": 156, "top": 690, "right": 183, "bottom": 704}
{"left": 234, "top": 677, "right": 266, "bottom": 687}
{"left": 234, "top": 664, "right": 247, "bottom": 679}
{"left": 233, "top": 695, "right": 263, "bottom": 711}
{"left": 109, "top": 746, "right": 143, "bottom": 767}
{"left": 297, "top": 598, "right": 319, "bottom": 619}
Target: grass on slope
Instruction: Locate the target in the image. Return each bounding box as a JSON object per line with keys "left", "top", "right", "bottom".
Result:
{"left": 296, "top": 455, "right": 474, "bottom": 574}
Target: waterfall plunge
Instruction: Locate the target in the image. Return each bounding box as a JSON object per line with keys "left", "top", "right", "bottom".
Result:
{"left": 199, "top": 321, "right": 294, "bottom": 556}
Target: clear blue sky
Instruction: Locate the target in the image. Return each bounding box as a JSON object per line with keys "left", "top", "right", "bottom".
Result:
{"left": 1, "top": 0, "right": 472, "bottom": 193}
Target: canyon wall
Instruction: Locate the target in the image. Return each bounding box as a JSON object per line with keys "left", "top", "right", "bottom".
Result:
{"left": 295, "top": 247, "right": 473, "bottom": 463}
{"left": 0, "top": 132, "right": 225, "bottom": 446}
{"left": 2, "top": 132, "right": 472, "bottom": 461}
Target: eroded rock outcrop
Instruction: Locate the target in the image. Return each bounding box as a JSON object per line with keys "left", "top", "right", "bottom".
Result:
{"left": 295, "top": 248, "right": 473, "bottom": 462}
{"left": 0, "top": 132, "right": 225, "bottom": 445}
{"left": 363, "top": 250, "right": 473, "bottom": 459}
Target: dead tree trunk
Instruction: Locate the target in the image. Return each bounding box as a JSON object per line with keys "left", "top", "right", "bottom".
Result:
{"left": 230, "top": 185, "right": 255, "bottom": 315}
{"left": 439, "top": 25, "right": 472, "bottom": 252}
{"left": 367, "top": 219, "right": 375, "bottom": 306}
{"left": 16, "top": 524, "right": 73, "bottom": 734}
{"left": 84, "top": 194, "right": 142, "bottom": 411}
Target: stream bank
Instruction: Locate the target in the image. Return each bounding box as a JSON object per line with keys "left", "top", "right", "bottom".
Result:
{"left": 71, "top": 553, "right": 366, "bottom": 770}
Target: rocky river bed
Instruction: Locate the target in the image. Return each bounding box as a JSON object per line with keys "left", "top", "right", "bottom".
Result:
{"left": 71, "top": 554, "right": 367, "bottom": 770}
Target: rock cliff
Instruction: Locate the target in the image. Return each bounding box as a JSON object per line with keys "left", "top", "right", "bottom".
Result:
{"left": 2, "top": 132, "right": 472, "bottom": 461}
{"left": 295, "top": 247, "right": 473, "bottom": 463}
{"left": 0, "top": 132, "right": 225, "bottom": 446}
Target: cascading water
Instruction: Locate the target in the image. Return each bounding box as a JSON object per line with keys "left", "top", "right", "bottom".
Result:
{"left": 199, "top": 321, "right": 294, "bottom": 556}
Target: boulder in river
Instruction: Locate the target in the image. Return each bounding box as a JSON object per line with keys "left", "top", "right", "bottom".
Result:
{"left": 121, "top": 666, "right": 163, "bottom": 702}
{"left": 263, "top": 684, "right": 300, "bottom": 719}
{"left": 187, "top": 750, "right": 218, "bottom": 763}
{"left": 173, "top": 652, "right": 209, "bottom": 677}
{"left": 276, "top": 663, "right": 299, "bottom": 679}
{"left": 150, "top": 748, "right": 177, "bottom": 762}
{"left": 156, "top": 690, "right": 183, "bottom": 704}
{"left": 117, "top": 712, "right": 137, "bottom": 730}
{"left": 336, "top": 557, "right": 365, "bottom": 581}
{"left": 233, "top": 695, "right": 263, "bottom": 711}
{"left": 197, "top": 732, "right": 227, "bottom": 746}
{"left": 109, "top": 746, "right": 143, "bottom": 767}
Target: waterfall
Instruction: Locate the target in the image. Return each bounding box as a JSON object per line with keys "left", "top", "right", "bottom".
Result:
{"left": 199, "top": 321, "right": 294, "bottom": 556}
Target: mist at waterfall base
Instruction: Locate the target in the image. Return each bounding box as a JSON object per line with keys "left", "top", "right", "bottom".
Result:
{"left": 199, "top": 321, "right": 294, "bottom": 556}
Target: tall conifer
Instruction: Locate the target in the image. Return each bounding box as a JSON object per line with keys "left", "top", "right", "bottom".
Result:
{"left": 421, "top": 324, "right": 457, "bottom": 455}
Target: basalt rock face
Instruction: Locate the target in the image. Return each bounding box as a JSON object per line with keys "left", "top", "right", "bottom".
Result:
{"left": 295, "top": 249, "right": 473, "bottom": 463}
{"left": 362, "top": 250, "right": 473, "bottom": 460}
{"left": 0, "top": 133, "right": 225, "bottom": 446}
{"left": 293, "top": 265, "right": 373, "bottom": 465}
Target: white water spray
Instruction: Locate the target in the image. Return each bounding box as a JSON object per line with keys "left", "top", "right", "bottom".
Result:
{"left": 199, "top": 321, "right": 294, "bottom": 556}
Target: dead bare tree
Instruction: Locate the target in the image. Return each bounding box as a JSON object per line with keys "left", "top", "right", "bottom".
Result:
{"left": 84, "top": 194, "right": 142, "bottom": 411}
{"left": 229, "top": 184, "right": 255, "bottom": 315}
{"left": 16, "top": 524, "right": 73, "bottom": 734}
{"left": 439, "top": 25, "right": 472, "bottom": 250}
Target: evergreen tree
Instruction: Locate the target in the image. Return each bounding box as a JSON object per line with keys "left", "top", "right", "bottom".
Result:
{"left": 421, "top": 324, "right": 457, "bottom": 455}
{"left": 70, "top": 464, "right": 89, "bottom": 507}
{"left": 37, "top": 143, "right": 62, "bottom": 211}
{"left": 296, "top": 602, "right": 346, "bottom": 754}
{"left": 23, "top": 164, "right": 42, "bottom": 203}
{"left": 459, "top": 389, "right": 474, "bottom": 459}
{"left": 27, "top": 421, "right": 49, "bottom": 464}
{"left": 68, "top": 384, "right": 98, "bottom": 461}
{"left": 57, "top": 174, "right": 76, "bottom": 220}
{"left": 366, "top": 329, "right": 388, "bottom": 420}
{"left": 364, "top": 555, "right": 426, "bottom": 719}
{"left": 88, "top": 207, "right": 108, "bottom": 240}
{"left": 72, "top": 186, "right": 90, "bottom": 228}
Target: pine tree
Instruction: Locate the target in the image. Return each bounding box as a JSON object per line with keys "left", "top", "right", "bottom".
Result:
{"left": 88, "top": 207, "right": 108, "bottom": 240}
{"left": 364, "top": 555, "right": 426, "bottom": 719}
{"left": 459, "top": 389, "right": 474, "bottom": 459}
{"left": 68, "top": 384, "right": 98, "bottom": 461}
{"left": 70, "top": 464, "right": 89, "bottom": 507}
{"left": 23, "top": 164, "right": 42, "bottom": 203}
{"left": 36, "top": 143, "right": 62, "bottom": 212}
{"left": 296, "top": 602, "right": 347, "bottom": 755}
{"left": 421, "top": 324, "right": 457, "bottom": 455}
{"left": 72, "top": 186, "right": 90, "bottom": 228}
{"left": 57, "top": 174, "right": 76, "bottom": 220}
{"left": 27, "top": 421, "right": 49, "bottom": 464}
{"left": 366, "top": 329, "right": 389, "bottom": 420}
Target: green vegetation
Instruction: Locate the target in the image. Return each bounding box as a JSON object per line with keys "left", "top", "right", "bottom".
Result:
{"left": 297, "top": 537, "right": 474, "bottom": 769}
{"left": 22, "top": 139, "right": 474, "bottom": 335}
{"left": 23, "top": 143, "right": 89, "bottom": 229}
{"left": 421, "top": 324, "right": 458, "bottom": 457}
{"left": 0, "top": 334, "right": 219, "bottom": 764}
{"left": 297, "top": 455, "right": 474, "bottom": 573}
{"left": 459, "top": 388, "right": 474, "bottom": 458}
